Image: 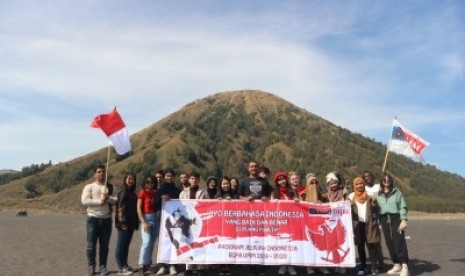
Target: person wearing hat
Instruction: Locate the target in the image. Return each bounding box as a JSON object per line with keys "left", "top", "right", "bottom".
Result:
{"left": 153, "top": 167, "right": 181, "bottom": 275}
{"left": 325, "top": 171, "right": 348, "bottom": 274}
{"left": 271, "top": 171, "right": 297, "bottom": 201}
{"left": 325, "top": 171, "right": 347, "bottom": 203}
{"left": 303, "top": 173, "right": 330, "bottom": 275}
{"left": 304, "top": 173, "right": 326, "bottom": 203}
{"left": 271, "top": 171, "right": 298, "bottom": 275}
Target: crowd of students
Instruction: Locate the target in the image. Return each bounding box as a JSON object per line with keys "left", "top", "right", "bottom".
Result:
{"left": 81, "top": 161, "right": 410, "bottom": 276}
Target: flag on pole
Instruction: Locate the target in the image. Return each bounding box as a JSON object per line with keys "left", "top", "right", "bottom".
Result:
{"left": 90, "top": 107, "right": 131, "bottom": 155}
{"left": 388, "top": 119, "right": 429, "bottom": 161}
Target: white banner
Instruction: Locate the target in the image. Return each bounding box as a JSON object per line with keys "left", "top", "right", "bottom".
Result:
{"left": 157, "top": 199, "right": 355, "bottom": 267}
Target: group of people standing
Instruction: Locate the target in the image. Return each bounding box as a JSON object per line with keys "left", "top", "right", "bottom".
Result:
{"left": 81, "top": 161, "right": 410, "bottom": 276}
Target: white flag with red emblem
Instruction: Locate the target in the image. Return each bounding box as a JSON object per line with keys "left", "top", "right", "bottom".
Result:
{"left": 90, "top": 107, "right": 131, "bottom": 155}
{"left": 388, "top": 119, "right": 429, "bottom": 161}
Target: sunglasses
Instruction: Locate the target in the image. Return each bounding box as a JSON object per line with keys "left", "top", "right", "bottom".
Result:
{"left": 310, "top": 180, "right": 318, "bottom": 184}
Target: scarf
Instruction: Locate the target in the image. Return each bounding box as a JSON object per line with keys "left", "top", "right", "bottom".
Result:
{"left": 279, "top": 186, "right": 294, "bottom": 200}
{"left": 352, "top": 177, "right": 367, "bottom": 203}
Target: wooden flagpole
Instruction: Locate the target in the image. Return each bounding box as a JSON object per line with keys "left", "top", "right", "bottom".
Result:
{"left": 104, "top": 145, "right": 111, "bottom": 187}
{"left": 382, "top": 142, "right": 390, "bottom": 173}
{"left": 382, "top": 117, "right": 396, "bottom": 172}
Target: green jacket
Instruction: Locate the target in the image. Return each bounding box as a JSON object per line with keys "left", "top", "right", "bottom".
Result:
{"left": 377, "top": 187, "right": 408, "bottom": 220}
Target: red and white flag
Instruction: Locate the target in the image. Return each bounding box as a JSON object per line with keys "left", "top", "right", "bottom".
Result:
{"left": 388, "top": 119, "right": 429, "bottom": 161}
{"left": 90, "top": 107, "right": 131, "bottom": 155}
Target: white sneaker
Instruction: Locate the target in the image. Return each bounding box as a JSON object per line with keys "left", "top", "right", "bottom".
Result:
{"left": 399, "top": 264, "right": 410, "bottom": 276}
{"left": 320, "top": 268, "right": 331, "bottom": 274}
{"left": 387, "top": 264, "right": 401, "bottom": 274}
{"left": 306, "top": 267, "right": 315, "bottom": 274}
{"left": 278, "top": 266, "right": 286, "bottom": 275}
{"left": 287, "top": 266, "right": 297, "bottom": 275}
{"left": 156, "top": 267, "right": 166, "bottom": 275}
{"left": 169, "top": 265, "right": 177, "bottom": 275}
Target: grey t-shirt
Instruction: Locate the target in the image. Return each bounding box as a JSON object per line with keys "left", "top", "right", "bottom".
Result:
{"left": 238, "top": 177, "right": 272, "bottom": 199}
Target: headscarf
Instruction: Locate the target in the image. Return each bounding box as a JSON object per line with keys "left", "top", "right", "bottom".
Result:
{"left": 352, "top": 177, "right": 367, "bottom": 203}
{"left": 305, "top": 173, "right": 320, "bottom": 203}
{"left": 326, "top": 171, "right": 345, "bottom": 202}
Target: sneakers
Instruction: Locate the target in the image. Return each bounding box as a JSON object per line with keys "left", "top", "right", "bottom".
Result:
{"left": 139, "top": 265, "right": 149, "bottom": 275}
{"left": 169, "top": 265, "right": 177, "bottom": 275}
{"left": 87, "top": 265, "right": 95, "bottom": 276}
{"left": 117, "top": 267, "right": 133, "bottom": 275}
{"left": 306, "top": 267, "right": 315, "bottom": 274}
{"left": 319, "top": 268, "right": 331, "bottom": 274}
{"left": 287, "top": 266, "right": 297, "bottom": 275}
{"left": 400, "top": 264, "right": 410, "bottom": 276}
{"left": 156, "top": 267, "right": 166, "bottom": 275}
{"left": 338, "top": 267, "right": 347, "bottom": 274}
{"left": 278, "top": 265, "right": 286, "bottom": 275}
{"left": 371, "top": 266, "right": 379, "bottom": 275}
{"left": 100, "top": 265, "right": 109, "bottom": 276}
{"left": 387, "top": 264, "right": 402, "bottom": 274}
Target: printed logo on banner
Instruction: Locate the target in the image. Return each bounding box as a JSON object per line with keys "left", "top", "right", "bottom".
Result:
{"left": 305, "top": 206, "right": 350, "bottom": 264}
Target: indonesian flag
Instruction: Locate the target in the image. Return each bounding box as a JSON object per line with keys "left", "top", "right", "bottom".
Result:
{"left": 388, "top": 119, "right": 429, "bottom": 161}
{"left": 90, "top": 107, "right": 131, "bottom": 155}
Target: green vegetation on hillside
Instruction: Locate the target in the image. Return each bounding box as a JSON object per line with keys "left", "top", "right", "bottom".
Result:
{"left": 1, "top": 90, "right": 464, "bottom": 213}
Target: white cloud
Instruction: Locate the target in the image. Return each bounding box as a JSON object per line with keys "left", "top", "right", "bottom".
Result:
{"left": 1, "top": 0, "right": 464, "bottom": 176}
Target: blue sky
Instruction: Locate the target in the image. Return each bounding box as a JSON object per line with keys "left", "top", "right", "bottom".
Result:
{"left": 1, "top": 0, "right": 464, "bottom": 177}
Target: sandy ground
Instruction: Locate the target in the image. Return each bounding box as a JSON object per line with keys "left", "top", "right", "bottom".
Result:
{"left": 1, "top": 209, "right": 464, "bottom": 276}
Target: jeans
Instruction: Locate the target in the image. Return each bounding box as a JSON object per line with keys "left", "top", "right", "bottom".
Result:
{"left": 138, "top": 212, "right": 160, "bottom": 266}
{"left": 86, "top": 216, "right": 112, "bottom": 267}
{"left": 115, "top": 228, "right": 135, "bottom": 269}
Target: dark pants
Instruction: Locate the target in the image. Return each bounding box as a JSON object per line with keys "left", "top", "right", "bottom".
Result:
{"left": 86, "top": 216, "right": 112, "bottom": 267}
{"left": 356, "top": 222, "right": 377, "bottom": 269}
{"left": 115, "top": 228, "right": 135, "bottom": 269}
{"left": 380, "top": 214, "right": 409, "bottom": 264}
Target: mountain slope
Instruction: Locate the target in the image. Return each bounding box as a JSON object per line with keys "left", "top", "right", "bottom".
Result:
{"left": 1, "top": 90, "right": 464, "bottom": 213}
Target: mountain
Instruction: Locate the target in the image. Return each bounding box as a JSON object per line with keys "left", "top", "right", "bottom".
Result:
{"left": 0, "top": 169, "right": 18, "bottom": 175}
{"left": 1, "top": 90, "right": 464, "bottom": 213}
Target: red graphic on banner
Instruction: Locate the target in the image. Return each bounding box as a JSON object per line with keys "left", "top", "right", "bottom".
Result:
{"left": 306, "top": 218, "right": 349, "bottom": 264}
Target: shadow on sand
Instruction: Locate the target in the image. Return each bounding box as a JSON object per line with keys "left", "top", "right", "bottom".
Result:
{"left": 409, "top": 258, "right": 440, "bottom": 275}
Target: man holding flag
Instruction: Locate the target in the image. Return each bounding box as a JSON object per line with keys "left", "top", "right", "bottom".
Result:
{"left": 82, "top": 108, "right": 131, "bottom": 276}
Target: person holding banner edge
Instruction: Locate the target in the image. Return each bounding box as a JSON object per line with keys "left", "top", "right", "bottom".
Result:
{"left": 178, "top": 171, "right": 208, "bottom": 275}
{"left": 238, "top": 160, "right": 273, "bottom": 276}
{"left": 271, "top": 171, "right": 298, "bottom": 275}
{"left": 153, "top": 168, "right": 181, "bottom": 275}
